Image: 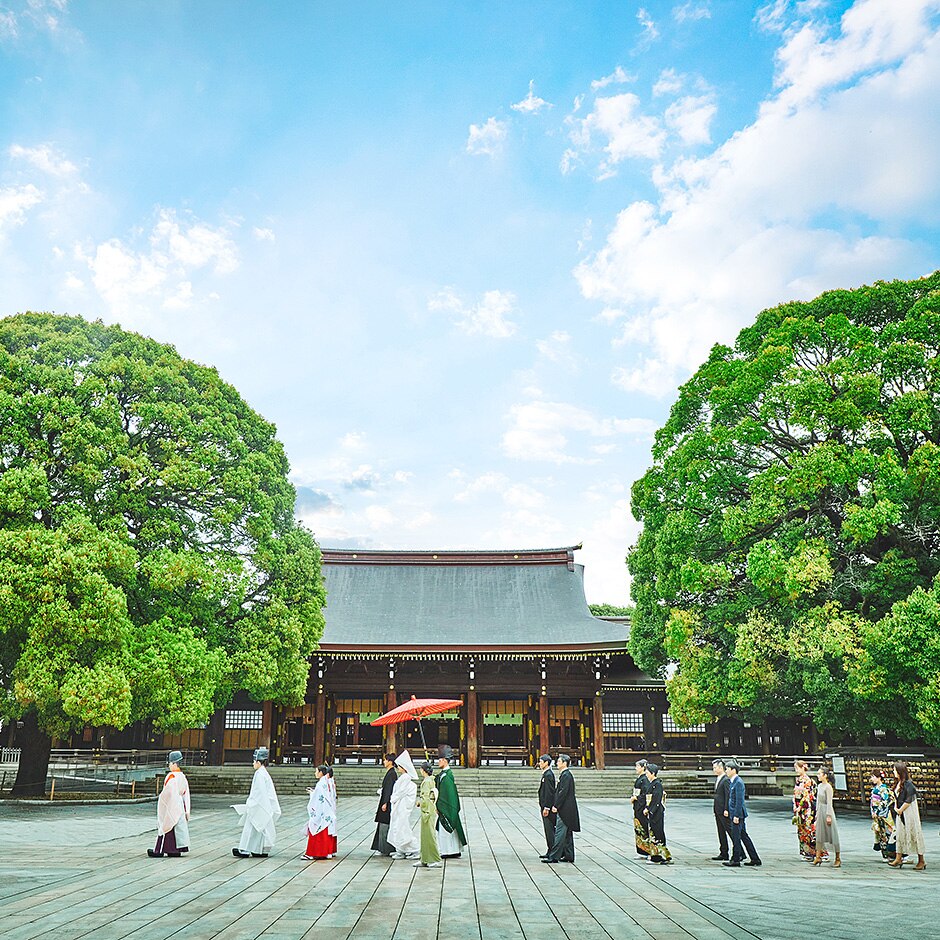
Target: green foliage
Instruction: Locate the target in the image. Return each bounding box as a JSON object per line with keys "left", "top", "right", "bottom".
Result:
{"left": 628, "top": 272, "right": 940, "bottom": 742}
{"left": 589, "top": 603, "right": 635, "bottom": 618}
{"left": 0, "top": 312, "right": 326, "bottom": 738}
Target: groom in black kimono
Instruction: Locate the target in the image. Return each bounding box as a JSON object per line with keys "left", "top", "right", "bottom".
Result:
{"left": 542, "top": 753, "right": 580, "bottom": 863}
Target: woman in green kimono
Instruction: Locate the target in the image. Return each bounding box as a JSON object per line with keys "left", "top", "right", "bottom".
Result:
{"left": 414, "top": 762, "right": 442, "bottom": 868}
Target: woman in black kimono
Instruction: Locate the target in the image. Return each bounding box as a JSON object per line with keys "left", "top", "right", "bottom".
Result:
{"left": 644, "top": 762, "right": 673, "bottom": 864}
{"left": 371, "top": 753, "right": 397, "bottom": 856}
{"left": 631, "top": 759, "right": 651, "bottom": 857}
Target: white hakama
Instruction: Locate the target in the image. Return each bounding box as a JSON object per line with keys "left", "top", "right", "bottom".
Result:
{"left": 233, "top": 765, "right": 281, "bottom": 856}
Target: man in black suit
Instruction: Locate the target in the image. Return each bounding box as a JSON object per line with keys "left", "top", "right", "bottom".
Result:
{"left": 542, "top": 753, "right": 580, "bottom": 864}
{"left": 711, "top": 758, "right": 731, "bottom": 861}
{"left": 537, "top": 754, "right": 556, "bottom": 857}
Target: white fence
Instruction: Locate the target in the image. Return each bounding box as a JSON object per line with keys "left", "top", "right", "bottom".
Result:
{"left": 1, "top": 747, "right": 21, "bottom": 763}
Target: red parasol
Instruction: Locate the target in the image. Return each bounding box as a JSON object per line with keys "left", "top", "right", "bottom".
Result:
{"left": 371, "top": 695, "right": 463, "bottom": 760}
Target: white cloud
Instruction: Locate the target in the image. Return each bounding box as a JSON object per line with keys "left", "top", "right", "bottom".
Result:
{"left": 560, "top": 148, "right": 579, "bottom": 175}
{"left": 673, "top": 1, "right": 711, "bottom": 22}
{"left": 340, "top": 431, "right": 367, "bottom": 451}
{"left": 0, "top": 183, "right": 42, "bottom": 234}
{"left": 652, "top": 67, "right": 686, "bottom": 97}
{"left": 466, "top": 117, "right": 508, "bottom": 156}
{"left": 9, "top": 143, "right": 79, "bottom": 178}
{"left": 152, "top": 209, "right": 238, "bottom": 273}
{"left": 429, "top": 287, "right": 518, "bottom": 338}
{"left": 502, "top": 399, "right": 656, "bottom": 463}
{"left": 636, "top": 7, "right": 660, "bottom": 46}
{"left": 577, "top": 2, "right": 940, "bottom": 397}
{"left": 664, "top": 94, "right": 717, "bottom": 145}
{"left": 75, "top": 207, "right": 239, "bottom": 313}
{"left": 364, "top": 505, "right": 396, "bottom": 528}
{"left": 511, "top": 80, "right": 552, "bottom": 114}
{"left": 454, "top": 472, "right": 547, "bottom": 509}
{"left": 591, "top": 66, "right": 634, "bottom": 91}
{"left": 575, "top": 500, "right": 639, "bottom": 604}
{"left": 252, "top": 226, "right": 275, "bottom": 241}
{"left": 535, "top": 330, "right": 579, "bottom": 370}
{"left": 403, "top": 510, "right": 435, "bottom": 530}
{"left": 771, "top": 0, "right": 940, "bottom": 111}
{"left": 0, "top": 1, "right": 71, "bottom": 42}
{"left": 568, "top": 94, "right": 666, "bottom": 177}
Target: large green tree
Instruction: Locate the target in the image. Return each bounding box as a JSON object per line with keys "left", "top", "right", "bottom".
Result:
{"left": 628, "top": 272, "right": 940, "bottom": 743}
{"left": 0, "top": 313, "right": 325, "bottom": 794}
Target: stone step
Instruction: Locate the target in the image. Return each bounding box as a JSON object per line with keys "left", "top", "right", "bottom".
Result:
{"left": 181, "top": 765, "right": 782, "bottom": 798}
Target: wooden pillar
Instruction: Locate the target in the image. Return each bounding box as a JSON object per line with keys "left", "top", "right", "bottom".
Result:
{"left": 384, "top": 690, "right": 398, "bottom": 755}
{"left": 539, "top": 694, "right": 550, "bottom": 756}
{"left": 644, "top": 693, "right": 663, "bottom": 753}
{"left": 261, "top": 701, "right": 273, "bottom": 751}
{"left": 593, "top": 694, "right": 605, "bottom": 770}
{"left": 207, "top": 708, "right": 225, "bottom": 766}
{"left": 466, "top": 689, "right": 479, "bottom": 768}
{"left": 314, "top": 691, "right": 326, "bottom": 764}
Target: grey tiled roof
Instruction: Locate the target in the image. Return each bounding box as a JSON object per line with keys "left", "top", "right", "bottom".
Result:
{"left": 320, "top": 560, "right": 628, "bottom": 648}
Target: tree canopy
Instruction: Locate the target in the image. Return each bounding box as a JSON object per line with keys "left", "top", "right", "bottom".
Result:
{"left": 628, "top": 272, "right": 940, "bottom": 744}
{"left": 0, "top": 312, "right": 325, "bottom": 791}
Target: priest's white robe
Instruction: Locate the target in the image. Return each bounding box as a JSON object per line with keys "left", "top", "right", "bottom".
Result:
{"left": 157, "top": 770, "right": 191, "bottom": 849}
{"left": 233, "top": 765, "right": 281, "bottom": 854}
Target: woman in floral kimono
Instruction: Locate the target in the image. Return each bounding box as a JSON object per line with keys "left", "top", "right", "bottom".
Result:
{"left": 630, "top": 759, "right": 651, "bottom": 857}
{"left": 303, "top": 765, "right": 337, "bottom": 860}
{"left": 792, "top": 759, "right": 818, "bottom": 860}
{"left": 869, "top": 770, "right": 895, "bottom": 858}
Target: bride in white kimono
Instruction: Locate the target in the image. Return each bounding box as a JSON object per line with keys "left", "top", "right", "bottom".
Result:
{"left": 388, "top": 750, "right": 420, "bottom": 859}
{"left": 232, "top": 747, "right": 281, "bottom": 858}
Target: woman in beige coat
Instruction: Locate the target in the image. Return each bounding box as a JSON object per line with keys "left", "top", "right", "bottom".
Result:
{"left": 813, "top": 767, "right": 841, "bottom": 868}
{"left": 890, "top": 761, "right": 926, "bottom": 870}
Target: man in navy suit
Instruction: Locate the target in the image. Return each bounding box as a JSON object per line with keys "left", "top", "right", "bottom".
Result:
{"left": 722, "top": 760, "right": 762, "bottom": 867}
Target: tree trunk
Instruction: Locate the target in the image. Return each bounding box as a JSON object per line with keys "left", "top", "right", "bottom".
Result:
{"left": 11, "top": 711, "right": 53, "bottom": 797}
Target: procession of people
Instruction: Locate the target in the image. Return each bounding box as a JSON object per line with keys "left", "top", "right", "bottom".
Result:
{"left": 145, "top": 747, "right": 930, "bottom": 878}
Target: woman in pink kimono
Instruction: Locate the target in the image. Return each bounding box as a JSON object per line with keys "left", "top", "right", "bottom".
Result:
{"left": 148, "top": 750, "right": 190, "bottom": 858}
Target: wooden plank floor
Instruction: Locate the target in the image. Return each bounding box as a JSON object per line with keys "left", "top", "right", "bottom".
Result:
{"left": 2, "top": 794, "right": 937, "bottom": 940}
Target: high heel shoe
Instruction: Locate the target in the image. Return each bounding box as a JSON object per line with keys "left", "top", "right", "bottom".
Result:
{"left": 833, "top": 859, "right": 841, "bottom": 868}
{"left": 888, "top": 858, "right": 904, "bottom": 868}
{"left": 914, "top": 861, "right": 926, "bottom": 871}
{"left": 812, "top": 856, "right": 822, "bottom": 866}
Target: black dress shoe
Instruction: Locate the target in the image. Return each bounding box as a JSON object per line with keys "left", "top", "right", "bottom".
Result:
{"left": 712, "top": 855, "right": 729, "bottom": 861}
{"left": 250, "top": 853, "right": 269, "bottom": 858}
{"left": 232, "top": 848, "right": 249, "bottom": 858}
{"left": 744, "top": 860, "right": 762, "bottom": 866}
{"left": 539, "top": 854, "right": 549, "bottom": 859}
{"left": 722, "top": 861, "right": 741, "bottom": 867}
{"left": 541, "top": 858, "right": 558, "bottom": 863}
{"left": 147, "top": 849, "right": 164, "bottom": 858}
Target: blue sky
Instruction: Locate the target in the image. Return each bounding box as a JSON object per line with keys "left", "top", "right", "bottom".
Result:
{"left": 2, "top": 1, "right": 939, "bottom": 602}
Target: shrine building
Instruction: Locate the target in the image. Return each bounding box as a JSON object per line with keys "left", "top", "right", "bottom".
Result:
{"left": 171, "top": 545, "right": 808, "bottom": 767}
